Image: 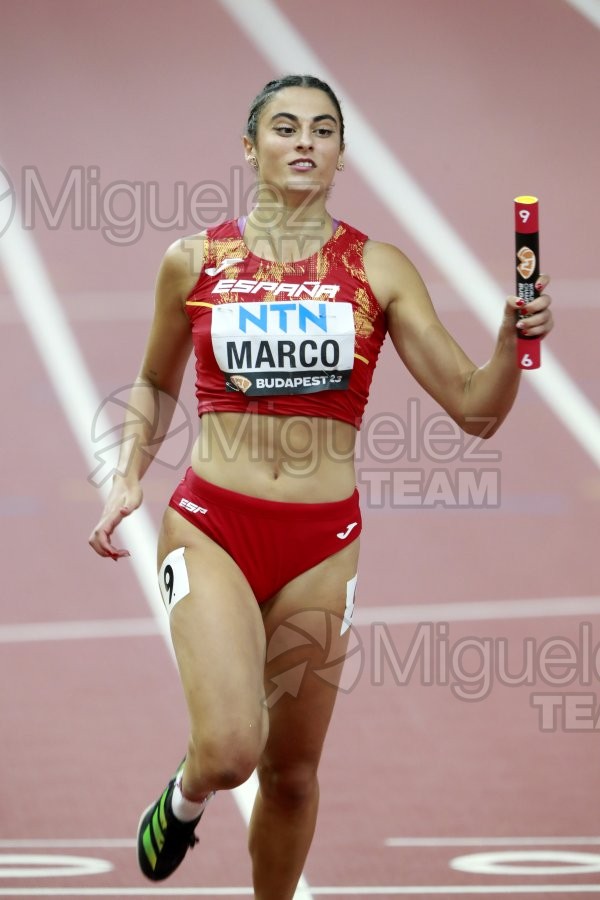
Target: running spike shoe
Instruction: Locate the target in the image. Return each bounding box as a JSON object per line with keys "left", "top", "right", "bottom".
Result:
{"left": 137, "top": 762, "right": 209, "bottom": 881}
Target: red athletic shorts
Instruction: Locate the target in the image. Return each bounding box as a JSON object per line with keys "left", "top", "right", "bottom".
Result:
{"left": 168, "top": 468, "right": 361, "bottom": 604}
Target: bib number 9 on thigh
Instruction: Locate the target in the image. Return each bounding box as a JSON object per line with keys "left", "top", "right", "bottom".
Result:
{"left": 158, "top": 547, "right": 190, "bottom": 614}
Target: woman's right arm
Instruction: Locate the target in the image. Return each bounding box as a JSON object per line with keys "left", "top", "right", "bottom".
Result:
{"left": 88, "top": 235, "right": 204, "bottom": 559}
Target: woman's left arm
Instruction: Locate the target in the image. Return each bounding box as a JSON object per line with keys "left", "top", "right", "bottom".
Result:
{"left": 364, "top": 241, "right": 554, "bottom": 438}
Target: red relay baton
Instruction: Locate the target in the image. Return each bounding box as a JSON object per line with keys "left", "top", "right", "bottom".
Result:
{"left": 514, "top": 195, "right": 541, "bottom": 369}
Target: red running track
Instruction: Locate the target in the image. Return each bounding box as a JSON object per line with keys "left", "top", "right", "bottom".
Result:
{"left": 1, "top": 1, "right": 599, "bottom": 895}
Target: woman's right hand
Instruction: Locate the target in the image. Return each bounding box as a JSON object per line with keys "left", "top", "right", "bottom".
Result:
{"left": 88, "top": 479, "right": 143, "bottom": 560}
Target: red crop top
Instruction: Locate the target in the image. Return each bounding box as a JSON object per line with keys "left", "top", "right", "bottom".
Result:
{"left": 184, "top": 218, "right": 387, "bottom": 428}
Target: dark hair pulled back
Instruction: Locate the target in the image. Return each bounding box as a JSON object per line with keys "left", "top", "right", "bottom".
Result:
{"left": 246, "top": 75, "right": 345, "bottom": 147}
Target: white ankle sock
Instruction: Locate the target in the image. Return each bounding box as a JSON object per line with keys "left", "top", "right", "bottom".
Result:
{"left": 171, "top": 777, "right": 211, "bottom": 823}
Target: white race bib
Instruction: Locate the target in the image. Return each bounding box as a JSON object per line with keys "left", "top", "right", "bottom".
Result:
{"left": 211, "top": 300, "right": 355, "bottom": 396}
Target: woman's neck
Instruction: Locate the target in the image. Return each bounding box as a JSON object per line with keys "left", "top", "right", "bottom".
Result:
{"left": 243, "top": 201, "right": 335, "bottom": 263}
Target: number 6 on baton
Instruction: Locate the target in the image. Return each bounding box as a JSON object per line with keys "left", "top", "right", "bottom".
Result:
{"left": 514, "top": 195, "right": 541, "bottom": 369}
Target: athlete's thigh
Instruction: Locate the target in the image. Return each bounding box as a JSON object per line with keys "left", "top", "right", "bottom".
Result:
{"left": 259, "top": 539, "right": 360, "bottom": 768}
{"left": 159, "top": 507, "right": 267, "bottom": 738}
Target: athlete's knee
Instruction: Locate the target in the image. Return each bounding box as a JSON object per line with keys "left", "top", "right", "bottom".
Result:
{"left": 187, "top": 729, "right": 262, "bottom": 792}
{"left": 257, "top": 760, "right": 318, "bottom": 810}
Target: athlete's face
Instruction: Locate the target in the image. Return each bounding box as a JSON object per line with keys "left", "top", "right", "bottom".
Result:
{"left": 244, "top": 87, "right": 344, "bottom": 199}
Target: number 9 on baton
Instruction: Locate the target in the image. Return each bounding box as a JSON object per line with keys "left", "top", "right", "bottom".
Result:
{"left": 514, "top": 195, "right": 541, "bottom": 369}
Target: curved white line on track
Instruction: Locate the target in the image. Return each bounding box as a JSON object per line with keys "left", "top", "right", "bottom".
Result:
{"left": 0, "top": 855, "right": 112, "bottom": 879}
{"left": 218, "top": 0, "right": 600, "bottom": 470}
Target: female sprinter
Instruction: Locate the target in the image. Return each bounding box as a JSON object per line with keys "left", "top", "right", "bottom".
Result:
{"left": 89, "top": 75, "right": 553, "bottom": 899}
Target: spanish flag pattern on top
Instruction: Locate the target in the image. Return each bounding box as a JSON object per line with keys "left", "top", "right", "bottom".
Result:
{"left": 185, "top": 218, "right": 387, "bottom": 428}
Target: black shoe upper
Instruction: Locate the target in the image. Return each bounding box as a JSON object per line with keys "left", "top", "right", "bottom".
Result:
{"left": 137, "top": 779, "right": 203, "bottom": 882}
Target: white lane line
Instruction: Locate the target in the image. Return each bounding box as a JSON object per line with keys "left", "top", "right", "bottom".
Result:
{"left": 0, "top": 892, "right": 253, "bottom": 898}
{"left": 1, "top": 886, "right": 600, "bottom": 895}
{"left": 0, "top": 165, "right": 164, "bottom": 628}
{"left": 354, "top": 595, "right": 600, "bottom": 625}
{"left": 218, "top": 0, "right": 600, "bottom": 470}
{"left": 0, "top": 291, "right": 152, "bottom": 323}
{"left": 2, "top": 595, "right": 600, "bottom": 645}
{"left": 0, "top": 163, "right": 262, "bottom": 864}
{"left": 386, "top": 836, "right": 600, "bottom": 847}
{"left": 2, "top": 279, "right": 599, "bottom": 324}
{"left": 0, "top": 841, "right": 135, "bottom": 849}
{"left": 0, "top": 618, "right": 160, "bottom": 644}
{"left": 565, "top": 0, "right": 600, "bottom": 28}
